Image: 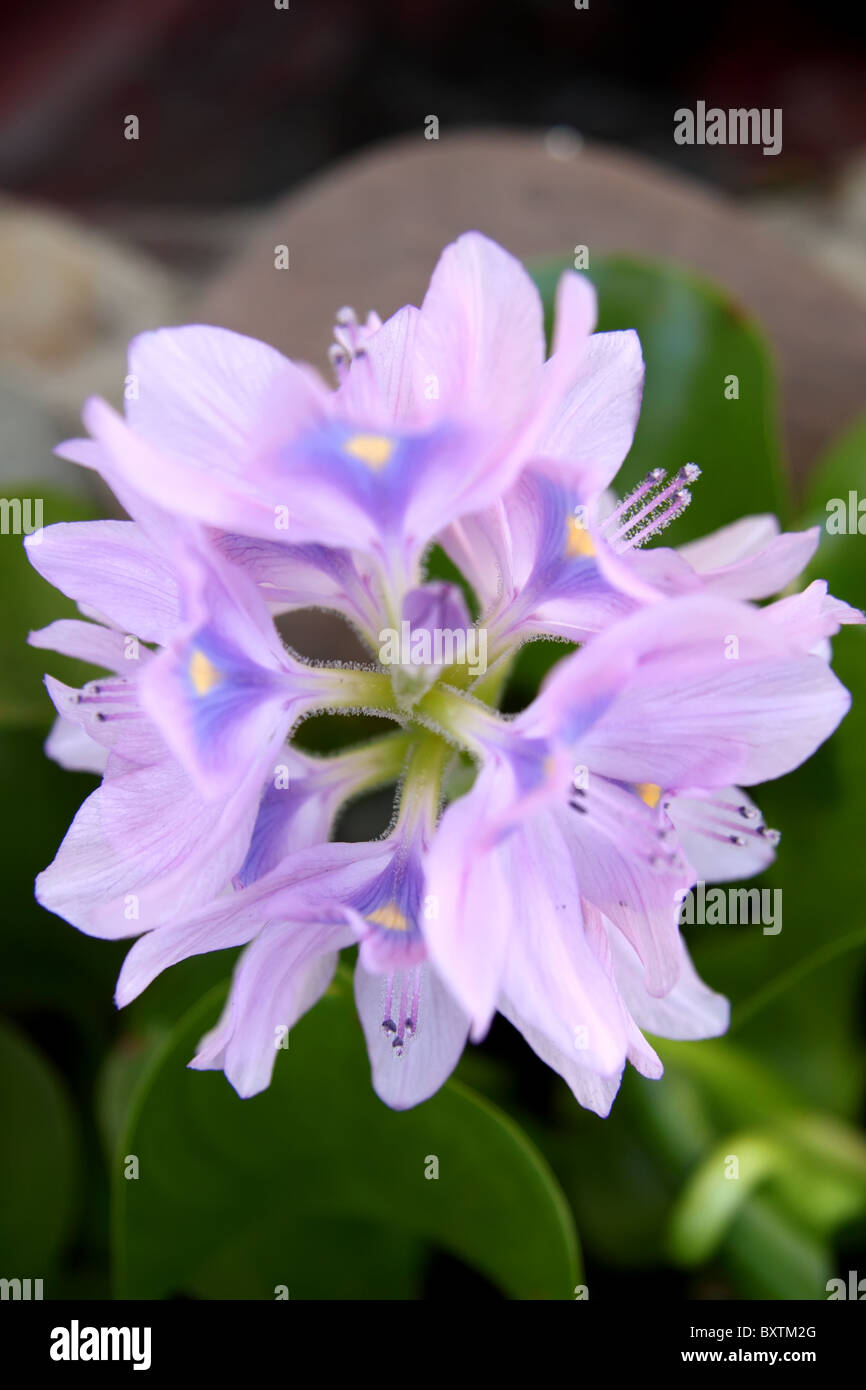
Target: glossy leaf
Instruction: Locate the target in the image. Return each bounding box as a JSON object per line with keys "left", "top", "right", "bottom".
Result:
{"left": 668, "top": 1130, "right": 784, "bottom": 1265}
{"left": 113, "top": 976, "right": 580, "bottom": 1300}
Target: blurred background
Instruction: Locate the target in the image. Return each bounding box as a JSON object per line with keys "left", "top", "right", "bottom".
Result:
{"left": 1, "top": 0, "right": 865, "bottom": 1302}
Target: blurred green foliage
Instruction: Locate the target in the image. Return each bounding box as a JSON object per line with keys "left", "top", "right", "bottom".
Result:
{"left": 110, "top": 974, "right": 578, "bottom": 1299}
{"left": 0, "top": 256, "right": 863, "bottom": 1300}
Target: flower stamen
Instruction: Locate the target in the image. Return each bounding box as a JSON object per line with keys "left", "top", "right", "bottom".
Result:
{"left": 600, "top": 464, "right": 701, "bottom": 551}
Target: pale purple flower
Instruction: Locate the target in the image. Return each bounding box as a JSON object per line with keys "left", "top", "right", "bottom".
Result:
{"left": 26, "top": 519, "right": 398, "bottom": 936}
{"left": 115, "top": 753, "right": 470, "bottom": 1108}
{"left": 421, "top": 593, "right": 852, "bottom": 1054}
{"left": 25, "top": 231, "right": 862, "bottom": 1115}
{"left": 99, "top": 586, "right": 855, "bottom": 1113}
{"left": 54, "top": 233, "right": 628, "bottom": 630}
{"left": 449, "top": 462, "right": 833, "bottom": 657}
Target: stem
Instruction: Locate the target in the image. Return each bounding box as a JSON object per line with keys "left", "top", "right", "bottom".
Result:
{"left": 323, "top": 729, "right": 414, "bottom": 789}
{"left": 434, "top": 636, "right": 517, "bottom": 703}
{"left": 394, "top": 729, "right": 452, "bottom": 831}
{"left": 413, "top": 683, "right": 503, "bottom": 757}
{"left": 313, "top": 666, "right": 401, "bottom": 717}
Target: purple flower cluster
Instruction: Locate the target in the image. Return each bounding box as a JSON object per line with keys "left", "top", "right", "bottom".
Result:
{"left": 27, "top": 233, "right": 861, "bottom": 1112}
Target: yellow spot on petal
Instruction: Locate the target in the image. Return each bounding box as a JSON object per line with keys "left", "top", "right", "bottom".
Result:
{"left": 566, "top": 515, "right": 596, "bottom": 557}
{"left": 189, "top": 649, "right": 221, "bottom": 697}
{"left": 344, "top": 433, "right": 395, "bottom": 471}
{"left": 635, "top": 782, "right": 662, "bottom": 808}
{"left": 367, "top": 901, "right": 409, "bottom": 932}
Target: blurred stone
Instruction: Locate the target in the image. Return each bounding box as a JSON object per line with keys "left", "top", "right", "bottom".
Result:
{"left": 751, "top": 146, "right": 866, "bottom": 305}
{"left": 0, "top": 197, "right": 184, "bottom": 421}
{"left": 0, "top": 197, "right": 185, "bottom": 496}
{"left": 0, "top": 380, "right": 68, "bottom": 487}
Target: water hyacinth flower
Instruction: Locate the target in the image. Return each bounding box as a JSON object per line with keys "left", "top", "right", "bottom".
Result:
{"left": 55, "top": 232, "right": 634, "bottom": 631}
{"left": 26, "top": 517, "right": 400, "bottom": 934}
{"left": 27, "top": 231, "right": 861, "bottom": 1114}
{"left": 449, "top": 456, "right": 828, "bottom": 657}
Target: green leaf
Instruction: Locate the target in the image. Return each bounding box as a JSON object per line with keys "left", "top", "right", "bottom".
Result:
{"left": 631, "top": 1049, "right": 841, "bottom": 1296}
{"left": 723, "top": 1194, "right": 833, "bottom": 1300}
{"left": 541, "top": 1070, "right": 677, "bottom": 1268}
{"left": 113, "top": 977, "right": 580, "bottom": 1300}
{"left": 531, "top": 255, "right": 789, "bottom": 541}
{"left": 656, "top": 1037, "right": 804, "bottom": 1130}
{"left": 773, "top": 1114, "right": 866, "bottom": 1234}
{"left": 0, "top": 1016, "right": 81, "bottom": 1271}
{"left": 665, "top": 1107, "right": 866, "bottom": 1269}
{"left": 668, "top": 1131, "right": 785, "bottom": 1265}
